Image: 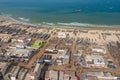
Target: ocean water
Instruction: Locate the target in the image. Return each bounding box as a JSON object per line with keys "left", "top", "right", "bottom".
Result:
{"left": 0, "top": 0, "right": 120, "bottom": 27}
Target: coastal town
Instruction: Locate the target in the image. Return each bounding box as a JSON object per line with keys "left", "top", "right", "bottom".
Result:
{"left": 0, "top": 17, "right": 120, "bottom": 80}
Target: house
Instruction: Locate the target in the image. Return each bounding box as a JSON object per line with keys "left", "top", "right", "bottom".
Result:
{"left": 30, "top": 72, "right": 35, "bottom": 80}
{"left": 45, "top": 45, "right": 56, "bottom": 53}
{"left": 16, "top": 45, "right": 25, "bottom": 49}
{"left": 85, "top": 55, "right": 106, "bottom": 67}
{"left": 0, "top": 72, "right": 4, "bottom": 80}
{"left": 0, "top": 63, "right": 9, "bottom": 76}
{"left": 45, "top": 71, "right": 50, "bottom": 80}
{"left": 59, "top": 71, "right": 64, "bottom": 80}
{"left": 71, "top": 76, "right": 78, "bottom": 80}
{"left": 0, "top": 34, "right": 11, "bottom": 43}
{"left": 45, "top": 70, "right": 78, "bottom": 80}
{"left": 84, "top": 72, "right": 117, "bottom": 80}
{"left": 24, "top": 73, "right": 31, "bottom": 80}
{"left": 43, "top": 55, "right": 53, "bottom": 65}
{"left": 17, "top": 37, "right": 26, "bottom": 43}
{"left": 91, "top": 45, "right": 106, "bottom": 54}
{"left": 45, "top": 70, "right": 58, "bottom": 80}
{"left": 38, "top": 55, "right": 53, "bottom": 65}
{"left": 87, "top": 76, "right": 98, "bottom": 80}
{"left": 18, "top": 69, "right": 28, "bottom": 80}
{"left": 10, "top": 77, "right": 16, "bottom": 80}
{"left": 56, "top": 58, "right": 63, "bottom": 65}
{"left": 34, "top": 63, "right": 40, "bottom": 73}
{"left": 10, "top": 66, "right": 21, "bottom": 80}
{"left": 64, "top": 74, "right": 69, "bottom": 80}
{"left": 58, "top": 33, "right": 67, "bottom": 38}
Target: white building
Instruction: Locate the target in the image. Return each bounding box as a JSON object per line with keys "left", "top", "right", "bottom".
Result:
{"left": 58, "top": 33, "right": 67, "bottom": 38}
{"left": 85, "top": 72, "right": 117, "bottom": 80}
{"left": 92, "top": 48, "right": 106, "bottom": 54}
{"left": 85, "top": 55, "right": 106, "bottom": 67}
{"left": 45, "top": 70, "right": 58, "bottom": 80}
{"left": 17, "top": 37, "right": 25, "bottom": 43}
{"left": 91, "top": 45, "right": 106, "bottom": 54}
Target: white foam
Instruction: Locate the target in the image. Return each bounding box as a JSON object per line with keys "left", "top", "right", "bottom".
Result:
{"left": 18, "top": 17, "right": 30, "bottom": 22}
{"left": 57, "top": 22, "right": 120, "bottom": 27}
{"left": 57, "top": 22, "right": 90, "bottom": 26}
{"left": 0, "top": 13, "right": 120, "bottom": 28}
{"left": 42, "top": 22, "right": 55, "bottom": 26}
{"left": 0, "top": 12, "right": 13, "bottom": 19}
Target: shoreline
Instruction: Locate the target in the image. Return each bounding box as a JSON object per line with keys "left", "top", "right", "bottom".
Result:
{"left": 0, "top": 15, "right": 120, "bottom": 30}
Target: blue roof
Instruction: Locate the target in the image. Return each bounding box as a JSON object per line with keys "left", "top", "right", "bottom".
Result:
{"left": 109, "top": 65, "right": 116, "bottom": 68}
{"left": 82, "top": 74, "right": 87, "bottom": 80}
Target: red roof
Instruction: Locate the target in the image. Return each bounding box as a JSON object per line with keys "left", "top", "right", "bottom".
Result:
{"left": 45, "top": 71, "right": 50, "bottom": 79}
{"left": 30, "top": 72, "right": 35, "bottom": 76}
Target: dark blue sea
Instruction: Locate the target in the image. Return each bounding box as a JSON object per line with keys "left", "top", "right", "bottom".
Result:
{"left": 0, "top": 0, "right": 120, "bottom": 27}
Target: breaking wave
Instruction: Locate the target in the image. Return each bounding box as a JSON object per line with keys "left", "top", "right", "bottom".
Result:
{"left": 38, "top": 22, "right": 120, "bottom": 28}
{"left": 0, "top": 13, "right": 120, "bottom": 28}
{"left": 56, "top": 22, "right": 119, "bottom": 27}
{"left": 18, "top": 17, "right": 30, "bottom": 22}
{"left": 57, "top": 22, "right": 90, "bottom": 26}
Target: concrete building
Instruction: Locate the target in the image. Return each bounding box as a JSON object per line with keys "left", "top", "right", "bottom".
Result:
{"left": 91, "top": 45, "right": 106, "bottom": 54}
{"left": 17, "top": 37, "right": 25, "bottom": 43}
{"left": 0, "top": 62, "right": 9, "bottom": 76}
{"left": 45, "top": 70, "right": 58, "bottom": 80}
{"left": 10, "top": 66, "right": 20, "bottom": 80}
{"left": 45, "top": 70, "right": 78, "bottom": 80}
{"left": 18, "top": 68, "right": 28, "bottom": 80}
{"left": 85, "top": 55, "right": 106, "bottom": 67}
{"left": 59, "top": 71, "right": 64, "bottom": 80}
{"left": 58, "top": 33, "right": 67, "bottom": 38}
{"left": 45, "top": 71, "right": 50, "bottom": 80}
{"left": 24, "top": 73, "right": 31, "bottom": 80}
{"left": 83, "top": 72, "right": 117, "bottom": 80}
